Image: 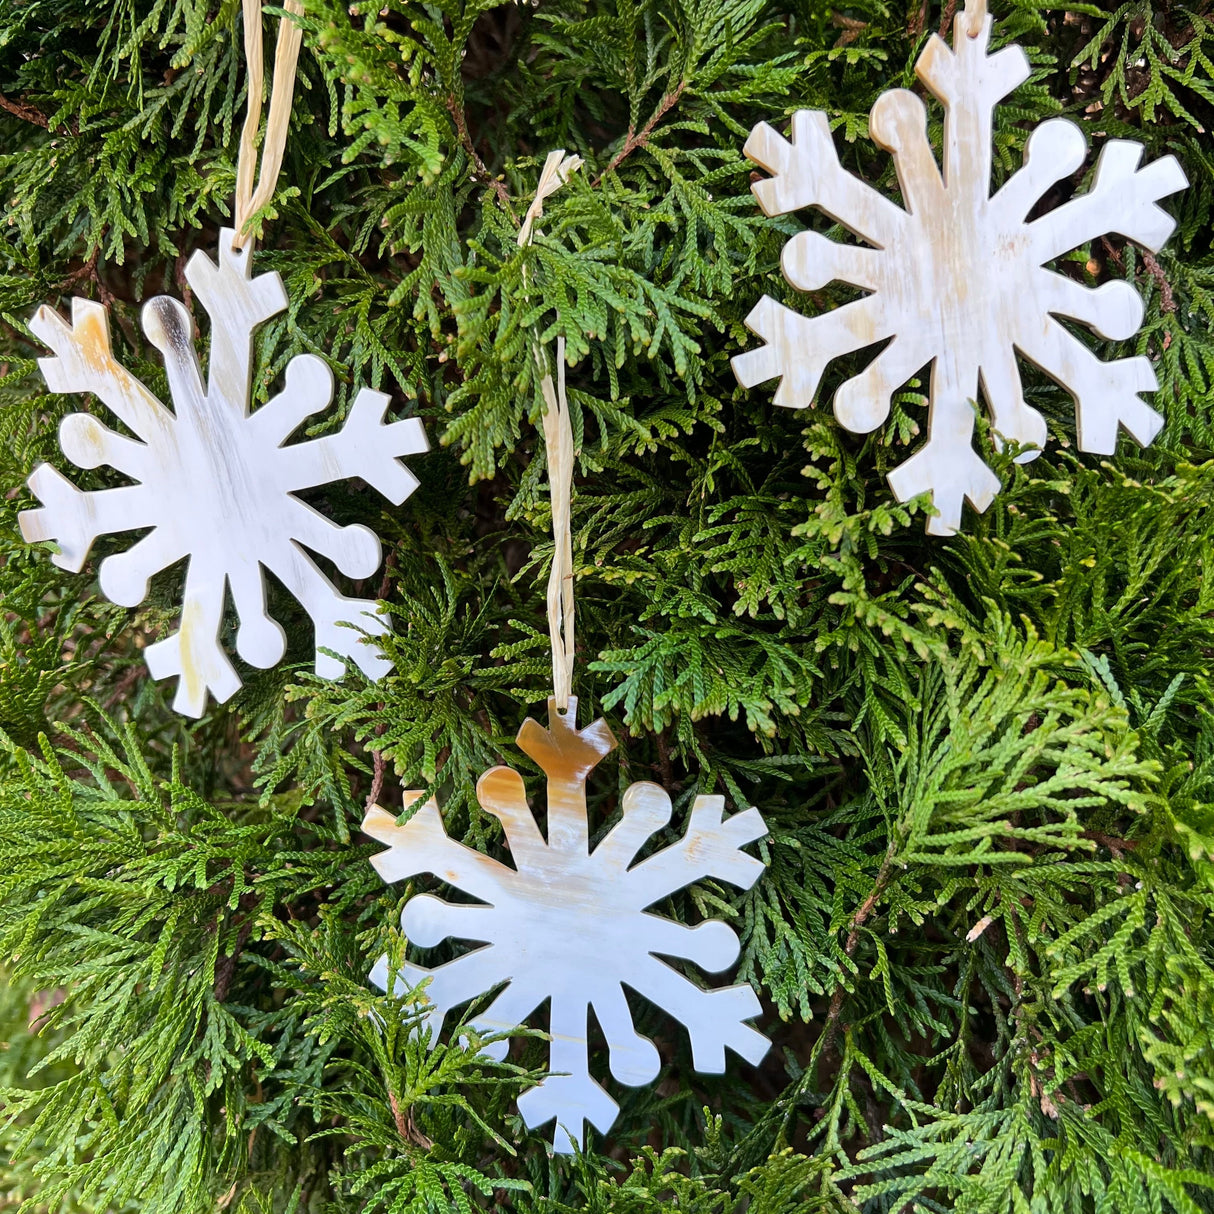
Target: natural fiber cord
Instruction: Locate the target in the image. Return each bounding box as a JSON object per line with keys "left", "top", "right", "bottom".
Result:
{"left": 233, "top": 0, "right": 304, "bottom": 249}
{"left": 518, "top": 149, "right": 582, "bottom": 711}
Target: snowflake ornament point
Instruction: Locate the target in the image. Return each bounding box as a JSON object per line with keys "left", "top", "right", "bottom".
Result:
{"left": 20, "top": 228, "right": 428, "bottom": 716}
{"left": 363, "top": 696, "right": 770, "bottom": 1154}
{"left": 735, "top": 8, "right": 1187, "bottom": 534}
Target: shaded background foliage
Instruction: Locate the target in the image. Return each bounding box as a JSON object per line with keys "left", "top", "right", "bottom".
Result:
{"left": 1, "top": 0, "right": 1213, "bottom": 1209}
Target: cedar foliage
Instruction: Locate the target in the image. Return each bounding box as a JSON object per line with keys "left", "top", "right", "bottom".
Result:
{"left": 1, "top": 0, "right": 1213, "bottom": 1209}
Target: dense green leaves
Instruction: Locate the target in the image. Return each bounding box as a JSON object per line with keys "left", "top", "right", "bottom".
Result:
{"left": 1, "top": 0, "right": 1213, "bottom": 1209}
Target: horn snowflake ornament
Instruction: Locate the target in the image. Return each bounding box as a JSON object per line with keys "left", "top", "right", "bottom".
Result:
{"left": 363, "top": 698, "right": 770, "bottom": 1153}
{"left": 732, "top": 0, "right": 1187, "bottom": 534}
{"left": 19, "top": 240, "right": 427, "bottom": 716}
{"left": 17, "top": 1, "right": 427, "bottom": 715}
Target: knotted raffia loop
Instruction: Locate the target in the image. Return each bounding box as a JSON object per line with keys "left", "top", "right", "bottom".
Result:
{"left": 518, "top": 149, "right": 582, "bottom": 711}
{"left": 233, "top": 0, "right": 305, "bottom": 250}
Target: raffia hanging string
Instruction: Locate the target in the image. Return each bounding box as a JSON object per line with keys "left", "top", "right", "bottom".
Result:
{"left": 233, "top": 0, "right": 305, "bottom": 250}
{"left": 518, "top": 150, "right": 583, "bottom": 711}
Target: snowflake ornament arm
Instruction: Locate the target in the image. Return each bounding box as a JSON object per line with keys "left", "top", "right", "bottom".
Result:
{"left": 732, "top": 2, "right": 1187, "bottom": 535}
{"left": 19, "top": 230, "right": 428, "bottom": 716}
{"left": 363, "top": 697, "right": 770, "bottom": 1153}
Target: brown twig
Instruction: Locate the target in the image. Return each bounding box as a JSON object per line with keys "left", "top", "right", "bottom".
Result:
{"left": 45, "top": 243, "right": 111, "bottom": 330}
{"left": 0, "top": 92, "right": 49, "bottom": 129}
{"left": 1100, "top": 235, "right": 1125, "bottom": 269}
{"left": 593, "top": 82, "right": 687, "bottom": 186}
{"left": 213, "top": 914, "right": 256, "bottom": 1002}
{"left": 102, "top": 662, "right": 145, "bottom": 711}
{"left": 1081, "top": 830, "right": 1139, "bottom": 859}
{"left": 389, "top": 1089, "right": 434, "bottom": 1149}
{"left": 1140, "top": 249, "right": 1177, "bottom": 313}
{"left": 653, "top": 729, "right": 677, "bottom": 790}
{"left": 819, "top": 853, "right": 896, "bottom": 1058}
{"left": 446, "top": 93, "right": 514, "bottom": 218}
{"left": 0, "top": 91, "right": 78, "bottom": 136}
{"left": 833, "top": 12, "right": 868, "bottom": 46}
{"left": 174, "top": 243, "right": 195, "bottom": 319}
{"left": 365, "top": 743, "right": 387, "bottom": 812}
{"left": 58, "top": 247, "right": 99, "bottom": 294}
{"left": 938, "top": 0, "right": 959, "bottom": 38}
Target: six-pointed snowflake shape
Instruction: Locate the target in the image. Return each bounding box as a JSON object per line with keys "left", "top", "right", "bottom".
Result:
{"left": 732, "top": 0, "right": 1187, "bottom": 534}
{"left": 19, "top": 229, "right": 428, "bottom": 715}
{"left": 362, "top": 697, "right": 770, "bottom": 1152}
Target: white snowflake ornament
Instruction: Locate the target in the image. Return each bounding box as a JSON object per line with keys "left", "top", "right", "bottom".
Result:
{"left": 732, "top": 0, "right": 1187, "bottom": 535}
{"left": 362, "top": 697, "right": 770, "bottom": 1153}
{"left": 19, "top": 230, "right": 428, "bottom": 715}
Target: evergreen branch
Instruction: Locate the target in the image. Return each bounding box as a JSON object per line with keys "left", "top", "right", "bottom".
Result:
{"left": 593, "top": 81, "right": 688, "bottom": 185}
{"left": 819, "top": 849, "right": 897, "bottom": 1059}
{"left": 0, "top": 0, "right": 1211, "bottom": 1204}
{"left": 0, "top": 91, "right": 49, "bottom": 129}
{"left": 444, "top": 92, "right": 515, "bottom": 219}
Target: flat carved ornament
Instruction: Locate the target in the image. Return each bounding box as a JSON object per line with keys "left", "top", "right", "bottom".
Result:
{"left": 733, "top": 5, "right": 1187, "bottom": 534}
{"left": 363, "top": 697, "right": 770, "bottom": 1153}
{"left": 20, "top": 231, "right": 428, "bottom": 715}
